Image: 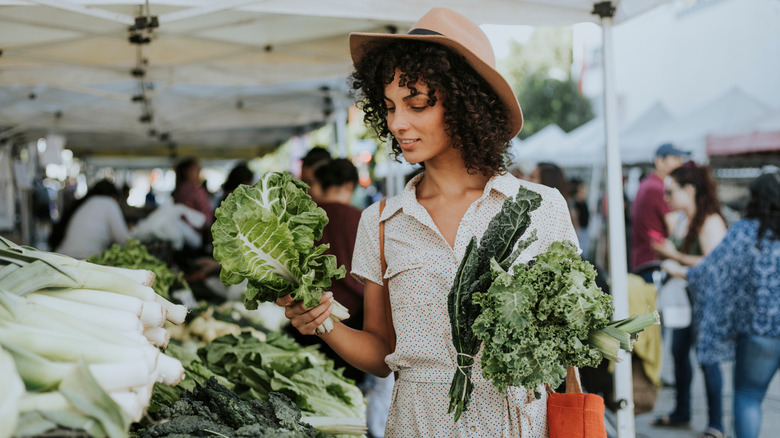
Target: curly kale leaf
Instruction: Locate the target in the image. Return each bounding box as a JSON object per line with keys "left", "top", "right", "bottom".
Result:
{"left": 474, "top": 241, "right": 613, "bottom": 395}
{"left": 139, "top": 377, "right": 316, "bottom": 438}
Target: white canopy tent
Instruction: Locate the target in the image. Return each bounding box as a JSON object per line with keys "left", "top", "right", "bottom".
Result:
{"left": 638, "top": 88, "right": 770, "bottom": 164}
{"left": 1, "top": 0, "right": 666, "bottom": 158}
{"left": 517, "top": 88, "right": 773, "bottom": 168}
{"left": 511, "top": 101, "right": 675, "bottom": 168}
{"left": 707, "top": 107, "right": 780, "bottom": 158}
{"left": 619, "top": 101, "right": 674, "bottom": 164}
{"left": 1, "top": 1, "right": 676, "bottom": 435}
{"left": 510, "top": 123, "right": 568, "bottom": 168}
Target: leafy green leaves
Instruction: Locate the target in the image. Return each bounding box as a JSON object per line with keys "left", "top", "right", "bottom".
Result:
{"left": 211, "top": 172, "right": 345, "bottom": 310}
{"left": 447, "top": 186, "right": 541, "bottom": 421}
{"left": 152, "top": 332, "right": 365, "bottom": 420}
{"left": 140, "top": 377, "right": 317, "bottom": 438}
{"left": 87, "top": 238, "right": 185, "bottom": 299}
{"left": 474, "top": 241, "right": 612, "bottom": 395}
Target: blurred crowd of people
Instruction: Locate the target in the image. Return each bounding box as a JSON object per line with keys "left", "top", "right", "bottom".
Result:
{"left": 519, "top": 143, "right": 778, "bottom": 438}
{"left": 33, "top": 139, "right": 778, "bottom": 438}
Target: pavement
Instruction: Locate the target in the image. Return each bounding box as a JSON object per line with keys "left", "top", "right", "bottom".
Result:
{"left": 615, "top": 336, "right": 780, "bottom": 438}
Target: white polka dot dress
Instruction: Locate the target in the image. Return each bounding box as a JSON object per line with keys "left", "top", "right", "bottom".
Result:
{"left": 352, "top": 172, "right": 580, "bottom": 438}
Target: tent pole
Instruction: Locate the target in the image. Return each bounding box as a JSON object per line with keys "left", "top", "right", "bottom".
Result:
{"left": 595, "top": 2, "right": 635, "bottom": 437}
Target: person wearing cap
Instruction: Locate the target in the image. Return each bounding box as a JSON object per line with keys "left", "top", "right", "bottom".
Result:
{"left": 276, "top": 7, "right": 578, "bottom": 437}
{"left": 629, "top": 142, "right": 689, "bottom": 281}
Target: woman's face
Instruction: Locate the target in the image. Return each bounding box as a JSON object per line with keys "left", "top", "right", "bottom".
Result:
{"left": 384, "top": 69, "right": 453, "bottom": 165}
{"left": 664, "top": 177, "right": 695, "bottom": 211}
{"left": 186, "top": 162, "right": 201, "bottom": 183}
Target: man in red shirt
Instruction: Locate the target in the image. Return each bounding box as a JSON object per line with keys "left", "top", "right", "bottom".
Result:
{"left": 630, "top": 143, "right": 688, "bottom": 282}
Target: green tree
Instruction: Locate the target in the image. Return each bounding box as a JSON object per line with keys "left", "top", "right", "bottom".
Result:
{"left": 497, "top": 27, "right": 595, "bottom": 140}
{"left": 516, "top": 70, "right": 595, "bottom": 139}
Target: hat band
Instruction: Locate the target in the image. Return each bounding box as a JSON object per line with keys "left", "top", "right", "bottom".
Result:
{"left": 408, "top": 28, "right": 443, "bottom": 36}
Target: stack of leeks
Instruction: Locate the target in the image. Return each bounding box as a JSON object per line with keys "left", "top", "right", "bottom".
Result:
{"left": 0, "top": 236, "right": 188, "bottom": 438}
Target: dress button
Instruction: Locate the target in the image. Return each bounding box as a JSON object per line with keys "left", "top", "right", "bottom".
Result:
{"left": 470, "top": 425, "right": 477, "bottom": 432}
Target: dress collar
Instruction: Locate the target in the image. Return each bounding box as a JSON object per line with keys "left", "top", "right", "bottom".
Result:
{"left": 378, "top": 171, "right": 518, "bottom": 222}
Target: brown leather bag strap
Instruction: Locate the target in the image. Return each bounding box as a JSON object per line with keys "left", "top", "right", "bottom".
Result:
{"left": 565, "top": 366, "right": 583, "bottom": 394}
{"left": 378, "top": 199, "right": 396, "bottom": 353}
{"left": 545, "top": 366, "right": 583, "bottom": 395}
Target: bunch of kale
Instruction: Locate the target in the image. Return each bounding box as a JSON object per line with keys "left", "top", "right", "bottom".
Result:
{"left": 473, "top": 241, "right": 613, "bottom": 396}
{"left": 447, "top": 186, "right": 659, "bottom": 422}
{"left": 446, "top": 186, "right": 542, "bottom": 421}
{"left": 135, "top": 377, "right": 317, "bottom": 438}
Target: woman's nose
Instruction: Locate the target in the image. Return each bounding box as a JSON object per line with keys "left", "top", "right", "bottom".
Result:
{"left": 388, "top": 110, "right": 409, "bottom": 134}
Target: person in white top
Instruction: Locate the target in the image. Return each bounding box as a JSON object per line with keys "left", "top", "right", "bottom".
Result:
{"left": 50, "top": 179, "right": 130, "bottom": 259}
{"left": 277, "top": 8, "right": 578, "bottom": 438}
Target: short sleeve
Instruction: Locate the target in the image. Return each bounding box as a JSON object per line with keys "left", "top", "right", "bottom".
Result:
{"left": 551, "top": 189, "right": 581, "bottom": 252}
{"left": 351, "top": 201, "right": 383, "bottom": 286}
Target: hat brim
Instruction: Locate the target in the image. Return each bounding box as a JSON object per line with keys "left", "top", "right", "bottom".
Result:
{"left": 350, "top": 32, "right": 523, "bottom": 140}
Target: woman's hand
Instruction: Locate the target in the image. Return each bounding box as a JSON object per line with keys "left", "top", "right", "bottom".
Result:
{"left": 651, "top": 238, "right": 679, "bottom": 261}
{"left": 661, "top": 259, "right": 688, "bottom": 279}
{"left": 276, "top": 292, "right": 334, "bottom": 335}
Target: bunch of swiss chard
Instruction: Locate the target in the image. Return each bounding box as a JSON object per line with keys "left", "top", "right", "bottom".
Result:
{"left": 212, "top": 172, "right": 348, "bottom": 333}
{"left": 447, "top": 188, "right": 660, "bottom": 422}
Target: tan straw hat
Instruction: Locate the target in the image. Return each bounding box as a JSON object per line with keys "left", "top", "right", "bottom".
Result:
{"left": 350, "top": 7, "right": 523, "bottom": 139}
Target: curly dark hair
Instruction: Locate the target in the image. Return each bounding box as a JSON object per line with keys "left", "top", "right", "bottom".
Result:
{"left": 745, "top": 172, "right": 780, "bottom": 247}
{"left": 668, "top": 162, "right": 725, "bottom": 253}
{"left": 350, "top": 40, "right": 514, "bottom": 177}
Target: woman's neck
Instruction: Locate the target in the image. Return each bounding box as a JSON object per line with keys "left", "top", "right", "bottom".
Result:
{"left": 684, "top": 204, "right": 696, "bottom": 220}
{"left": 320, "top": 186, "right": 353, "bottom": 205}
{"left": 416, "top": 160, "right": 491, "bottom": 200}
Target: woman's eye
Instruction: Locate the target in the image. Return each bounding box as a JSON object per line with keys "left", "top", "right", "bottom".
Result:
{"left": 411, "top": 106, "right": 426, "bottom": 112}
{"left": 386, "top": 107, "right": 395, "bottom": 113}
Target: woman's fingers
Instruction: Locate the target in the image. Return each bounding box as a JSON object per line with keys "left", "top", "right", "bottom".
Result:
{"left": 283, "top": 292, "right": 334, "bottom": 335}
{"left": 291, "top": 299, "right": 334, "bottom": 335}
{"left": 276, "top": 294, "right": 295, "bottom": 307}
{"left": 308, "top": 301, "right": 335, "bottom": 333}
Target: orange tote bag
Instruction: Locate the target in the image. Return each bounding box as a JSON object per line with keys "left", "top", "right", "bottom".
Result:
{"left": 547, "top": 366, "right": 607, "bottom": 438}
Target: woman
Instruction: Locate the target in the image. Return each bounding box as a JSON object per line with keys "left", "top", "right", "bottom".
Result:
{"left": 651, "top": 162, "right": 728, "bottom": 438}
{"left": 172, "top": 157, "right": 214, "bottom": 230}
{"left": 49, "top": 179, "right": 130, "bottom": 259}
{"left": 528, "top": 162, "right": 569, "bottom": 203}
{"left": 173, "top": 157, "right": 214, "bottom": 254}
{"left": 277, "top": 8, "right": 577, "bottom": 437}
{"left": 666, "top": 172, "right": 780, "bottom": 438}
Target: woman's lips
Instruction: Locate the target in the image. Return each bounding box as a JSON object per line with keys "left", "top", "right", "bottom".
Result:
{"left": 398, "top": 139, "right": 419, "bottom": 150}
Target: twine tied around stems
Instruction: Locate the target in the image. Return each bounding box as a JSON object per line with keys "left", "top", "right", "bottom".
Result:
{"left": 455, "top": 352, "right": 477, "bottom": 377}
